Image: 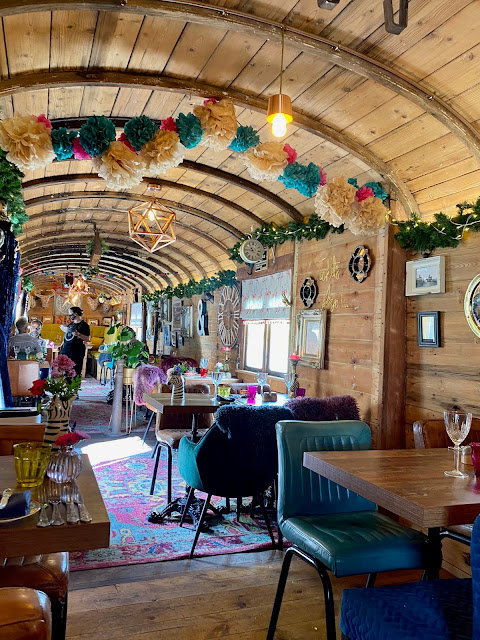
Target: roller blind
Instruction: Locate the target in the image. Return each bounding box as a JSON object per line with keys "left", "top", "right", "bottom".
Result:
{"left": 240, "top": 270, "right": 292, "bottom": 321}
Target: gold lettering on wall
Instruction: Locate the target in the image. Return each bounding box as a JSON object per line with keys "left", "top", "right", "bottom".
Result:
{"left": 319, "top": 284, "right": 351, "bottom": 311}
{"left": 318, "top": 256, "right": 341, "bottom": 282}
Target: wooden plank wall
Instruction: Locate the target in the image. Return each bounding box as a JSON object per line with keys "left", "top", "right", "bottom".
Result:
{"left": 405, "top": 232, "right": 480, "bottom": 447}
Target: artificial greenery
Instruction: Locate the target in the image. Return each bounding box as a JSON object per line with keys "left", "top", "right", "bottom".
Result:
{"left": 395, "top": 197, "right": 480, "bottom": 255}
{"left": 106, "top": 324, "right": 149, "bottom": 369}
{"left": 80, "top": 266, "right": 100, "bottom": 280}
{"left": 85, "top": 238, "right": 109, "bottom": 256}
{"left": 0, "top": 149, "right": 28, "bottom": 235}
{"left": 143, "top": 269, "right": 236, "bottom": 303}
{"left": 21, "top": 275, "right": 34, "bottom": 291}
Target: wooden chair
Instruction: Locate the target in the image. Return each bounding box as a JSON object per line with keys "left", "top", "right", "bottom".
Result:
{"left": 0, "top": 424, "right": 45, "bottom": 455}
{"left": 0, "top": 587, "right": 52, "bottom": 640}
{"left": 7, "top": 360, "right": 40, "bottom": 399}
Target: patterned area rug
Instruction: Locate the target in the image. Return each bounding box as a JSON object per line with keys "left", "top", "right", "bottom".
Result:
{"left": 77, "top": 377, "right": 111, "bottom": 398}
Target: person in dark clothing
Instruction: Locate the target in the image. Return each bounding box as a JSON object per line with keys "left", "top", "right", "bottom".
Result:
{"left": 60, "top": 306, "right": 90, "bottom": 377}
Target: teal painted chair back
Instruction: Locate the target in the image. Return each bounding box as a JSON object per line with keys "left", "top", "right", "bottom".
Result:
{"left": 473, "top": 515, "right": 480, "bottom": 640}
{"left": 275, "top": 420, "right": 375, "bottom": 525}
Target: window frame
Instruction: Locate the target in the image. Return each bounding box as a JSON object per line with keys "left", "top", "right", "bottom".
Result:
{"left": 243, "top": 320, "right": 290, "bottom": 377}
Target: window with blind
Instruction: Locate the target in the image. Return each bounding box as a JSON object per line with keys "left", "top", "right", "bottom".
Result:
{"left": 241, "top": 271, "right": 291, "bottom": 375}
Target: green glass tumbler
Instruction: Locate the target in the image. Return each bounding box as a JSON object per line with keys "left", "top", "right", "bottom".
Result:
{"left": 13, "top": 442, "right": 52, "bottom": 488}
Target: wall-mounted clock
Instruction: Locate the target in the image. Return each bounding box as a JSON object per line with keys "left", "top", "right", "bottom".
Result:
{"left": 300, "top": 277, "right": 318, "bottom": 308}
{"left": 217, "top": 285, "right": 240, "bottom": 347}
{"left": 239, "top": 238, "right": 265, "bottom": 264}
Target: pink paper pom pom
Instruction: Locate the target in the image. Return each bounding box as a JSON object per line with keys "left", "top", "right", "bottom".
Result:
{"left": 203, "top": 98, "right": 218, "bottom": 106}
{"left": 160, "top": 117, "right": 177, "bottom": 132}
{"left": 356, "top": 185, "right": 374, "bottom": 202}
{"left": 283, "top": 143, "right": 297, "bottom": 164}
{"left": 118, "top": 132, "right": 137, "bottom": 153}
{"left": 72, "top": 138, "right": 92, "bottom": 160}
{"left": 37, "top": 114, "right": 52, "bottom": 129}
{"left": 319, "top": 166, "right": 327, "bottom": 186}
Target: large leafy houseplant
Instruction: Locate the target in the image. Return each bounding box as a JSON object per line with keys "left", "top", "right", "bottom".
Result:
{"left": 106, "top": 324, "right": 148, "bottom": 368}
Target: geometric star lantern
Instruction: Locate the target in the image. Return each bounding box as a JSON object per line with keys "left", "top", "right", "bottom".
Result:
{"left": 128, "top": 197, "right": 176, "bottom": 253}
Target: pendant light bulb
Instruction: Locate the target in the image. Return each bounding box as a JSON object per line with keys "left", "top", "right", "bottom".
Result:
{"left": 271, "top": 112, "right": 288, "bottom": 138}
{"left": 266, "top": 27, "right": 293, "bottom": 138}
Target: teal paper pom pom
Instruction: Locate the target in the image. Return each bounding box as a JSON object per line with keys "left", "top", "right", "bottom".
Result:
{"left": 279, "top": 162, "right": 322, "bottom": 198}
{"left": 364, "top": 181, "right": 388, "bottom": 201}
{"left": 229, "top": 126, "right": 260, "bottom": 152}
{"left": 79, "top": 115, "right": 116, "bottom": 157}
{"left": 51, "top": 128, "right": 78, "bottom": 160}
{"left": 176, "top": 113, "right": 202, "bottom": 149}
{"left": 124, "top": 116, "right": 157, "bottom": 152}
{"left": 348, "top": 177, "right": 358, "bottom": 188}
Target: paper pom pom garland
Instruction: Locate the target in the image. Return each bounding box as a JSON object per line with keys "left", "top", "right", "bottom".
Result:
{"left": 124, "top": 115, "right": 157, "bottom": 152}
{"left": 244, "top": 141, "right": 288, "bottom": 182}
{"left": 0, "top": 115, "right": 56, "bottom": 171}
{"left": 79, "top": 115, "right": 116, "bottom": 157}
{"left": 229, "top": 125, "right": 260, "bottom": 153}
{"left": 72, "top": 138, "right": 91, "bottom": 160}
{"left": 279, "top": 162, "right": 324, "bottom": 198}
{"left": 92, "top": 140, "right": 145, "bottom": 190}
{"left": 51, "top": 127, "right": 78, "bottom": 161}
{"left": 160, "top": 117, "right": 177, "bottom": 132}
{"left": 364, "top": 181, "right": 388, "bottom": 201}
{"left": 193, "top": 98, "right": 237, "bottom": 151}
{"left": 176, "top": 113, "right": 203, "bottom": 149}
{"left": 315, "top": 176, "right": 357, "bottom": 227}
{"left": 356, "top": 185, "right": 374, "bottom": 202}
{"left": 347, "top": 196, "right": 387, "bottom": 235}
{"left": 118, "top": 132, "right": 137, "bottom": 154}
{"left": 140, "top": 129, "right": 185, "bottom": 175}
{"left": 283, "top": 143, "right": 297, "bottom": 164}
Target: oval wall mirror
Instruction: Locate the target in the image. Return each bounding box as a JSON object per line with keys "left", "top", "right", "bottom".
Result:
{"left": 464, "top": 274, "right": 480, "bottom": 338}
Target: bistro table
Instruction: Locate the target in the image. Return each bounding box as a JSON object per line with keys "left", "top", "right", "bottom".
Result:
{"left": 0, "top": 454, "right": 110, "bottom": 557}
{"left": 303, "top": 448, "right": 480, "bottom": 578}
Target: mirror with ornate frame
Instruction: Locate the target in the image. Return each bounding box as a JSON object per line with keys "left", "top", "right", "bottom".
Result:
{"left": 295, "top": 308, "right": 327, "bottom": 369}
{"left": 464, "top": 274, "right": 480, "bottom": 338}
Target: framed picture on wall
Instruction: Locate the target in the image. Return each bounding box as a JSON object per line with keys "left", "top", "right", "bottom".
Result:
{"left": 417, "top": 311, "right": 440, "bottom": 347}
{"left": 163, "top": 324, "right": 171, "bottom": 347}
{"left": 171, "top": 331, "right": 177, "bottom": 348}
{"left": 295, "top": 309, "right": 327, "bottom": 369}
{"left": 88, "top": 319, "right": 99, "bottom": 326}
{"left": 406, "top": 256, "right": 445, "bottom": 296}
{"left": 172, "top": 300, "right": 182, "bottom": 330}
{"left": 177, "top": 333, "right": 184, "bottom": 346}
{"left": 43, "top": 316, "right": 52, "bottom": 324}
{"left": 102, "top": 317, "right": 112, "bottom": 326}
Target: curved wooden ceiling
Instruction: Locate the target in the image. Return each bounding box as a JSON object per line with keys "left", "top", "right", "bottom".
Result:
{"left": 1, "top": 0, "right": 479, "bottom": 292}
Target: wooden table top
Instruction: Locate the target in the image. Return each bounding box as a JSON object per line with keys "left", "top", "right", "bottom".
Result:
{"left": 303, "top": 449, "right": 480, "bottom": 529}
{"left": 143, "top": 393, "right": 221, "bottom": 415}
{"left": 0, "top": 454, "right": 110, "bottom": 557}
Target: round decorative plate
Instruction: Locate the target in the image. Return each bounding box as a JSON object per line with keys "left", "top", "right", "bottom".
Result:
{"left": 0, "top": 499, "right": 40, "bottom": 525}
{"left": 239, "top": 238, "right": 264, "bottom": 264}
{"left": 217, "top": 285, "right": 241, "bottom": 347}
{"left": 300, "top": 277, "right": 318, "bottom": 308}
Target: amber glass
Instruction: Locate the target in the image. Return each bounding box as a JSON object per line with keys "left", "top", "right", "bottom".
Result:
{"left": 13, "top": 442, "right": 52, "bottom": 488}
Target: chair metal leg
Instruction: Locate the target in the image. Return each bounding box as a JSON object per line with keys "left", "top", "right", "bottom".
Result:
{"left": 179, "top": 486, "right": 195, "bottom": 527}
{"left": 142, "top": 411, "right": 154, "bottom": 445}
{"left": 277, "top": 527, "right": 284, "bottom": 551}
{"left": 313, "top": 560, "right": 336, "bottom": 640}
{"left": 225, "top": 497, "right": 230, "bottom": 512}
{"left": 151, "top": 441, "right": 159, "bottom": 460}
{"left": 189, "top": 493, "right": 212, "bottom": 558}
{"left": 167, "top": 446, "right": 173, "bottom": 505}
{"left": 257, "top": 493, "right": 276, "bottom": 548}
{"left": 366, "top": 572, "right": 377, "bottom": 587}
{"left": 237, "top": 497, "right": 242, "bottom": 522}
{"left": 266, "top": 547, "right": 294, "bottom": 640}
{"left": 150, "top": 444, "right": 162, "bottom": 495}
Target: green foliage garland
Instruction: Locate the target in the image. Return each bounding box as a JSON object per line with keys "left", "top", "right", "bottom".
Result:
{"left": 0, "top": 149, "right": 28, "bottom": 235}
{"left": 143, "top": 269, "right": 236, "bottom": 303}
{"left": 85, "top": 238, "right": 109, "bottom": 256}
{"left": 395, "top": 197, "right": 480, "bottom": 255}
{"left": 21, "top": 275, "right": 34, "bottom": 291}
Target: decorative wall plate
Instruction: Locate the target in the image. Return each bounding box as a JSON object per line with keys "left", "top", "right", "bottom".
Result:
{"left": 217, "top": 284, "right": 240, "bottom": 347}
{"left": 300, "top": 277, "right": 318, "bottom": 308}
{"left": 349, "top": 246, "right": 371, "bottom": 283}
{"left": 464, "top": 273, "right": 480, "bottom": 339}
{"left": 239, "top": 238, "right": 265, "bottom": 264}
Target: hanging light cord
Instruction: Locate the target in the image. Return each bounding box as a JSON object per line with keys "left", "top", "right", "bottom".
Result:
{"left": 280, "top": 27, "right": 285, "bottom": 95}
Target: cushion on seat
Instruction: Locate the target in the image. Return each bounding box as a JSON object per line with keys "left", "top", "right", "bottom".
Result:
{"left": 285, "top": 395, "right": 360, "bottom": 421}
{"left": 340, "top": 578, "right": 472, "bottom": 640}
{"left": 0, "top": 553, "right": 69, "bottom": 602}
{"left": 156, "top": 429, "right": 208, "bottom": 449}
{"left": 0, "top": 587, "right": 52, "bottom": 640}
{"left": 281, "top": 511, "right": 426, "bottom": 577}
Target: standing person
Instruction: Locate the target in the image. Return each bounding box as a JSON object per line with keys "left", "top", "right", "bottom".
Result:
{"left": 7, "top": 316, "right": 43, "bottom": 356}
{"left": 60, "top": 307, "right": 90, "bottom": 377}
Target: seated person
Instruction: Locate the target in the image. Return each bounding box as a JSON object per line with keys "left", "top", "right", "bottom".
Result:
{"left": 29, "top": 319, "right": 48, "bottom": 352}
{"left": 8, "top": 316, "right": 43, "bottom": 356}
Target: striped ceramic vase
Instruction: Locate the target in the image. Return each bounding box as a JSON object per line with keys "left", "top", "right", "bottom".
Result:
{"left": 169, "top": 373, "right": 185, "bottom": 402}
{"left": 43, "top": 396, "right": 74, "bottom": 451}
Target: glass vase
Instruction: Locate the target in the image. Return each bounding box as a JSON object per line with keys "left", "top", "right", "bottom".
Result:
{"left": 47, "top": 445, "right": 82, "bottom": 484}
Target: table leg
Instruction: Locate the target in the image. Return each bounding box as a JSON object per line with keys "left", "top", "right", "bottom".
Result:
{"left": 191, "top": 413, "right": 200, "bottom": 442}
{"left": 426, "top": 527, "right": 443, "bottom": 579}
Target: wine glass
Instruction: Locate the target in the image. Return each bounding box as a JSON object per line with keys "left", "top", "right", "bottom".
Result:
{"left": 200, "top": 358, "right": 208, "bottom": 370}
{"left": 211, "top": 371, "right": 225, "bottom": 400}
{"left": 444, "top": 411, "right": 472, "bottom": 477}
{"left": 284, "top": 373, "right": 295, "bottom": 396}
{"left": 13, "top": 345, "right": 19, "bottom": 359}
{"left": 257, "top": 371, "right": 268, "bottom": 395}
{"left": 25, "top": 346, "right": 31, "bottom": 359}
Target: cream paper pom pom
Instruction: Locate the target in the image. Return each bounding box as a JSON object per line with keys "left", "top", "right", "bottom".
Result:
{"left": 243, "top": 141, "right": 288, "bottom": 182}
{"left": 314, "top": 176, "right": 357, "bottom": 227}
{"left": 193, "top": 99, "right": 238, "bottom": 151}
{"left": 347, "top": 196, "right": 388, "bottom": 235}
{"left": 92, "top": 141, "right": 145, "bottom": 190}
{"left": 140, "top": 130, "right": 186, "bottom": 174}
{"left": 0, "top": 115, "right": 56, "bottom": 171}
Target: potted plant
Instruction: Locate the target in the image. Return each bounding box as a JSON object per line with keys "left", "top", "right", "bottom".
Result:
{"left": 29, "top": 355, "right": 82, "bottom": 450}
{"left": 106, "top": 324, "right": 149, "bottom": 384}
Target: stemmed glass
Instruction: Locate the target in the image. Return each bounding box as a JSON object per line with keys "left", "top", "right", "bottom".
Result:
{"left": 444, "top": 411, "right": 472, "bottom": 477}
{"left": 13, "top": 345, "right": 19, "bottom": 359}
{"left": 200, "top": 358, "right": 208, "bottom": 369}
{"left": 25, "top": 346, "right": 31, "bottom": 359}
{"left": 211, "top": 371, "right": 225, "bottom": 400}
{"left": 284, "top": 373, "right": 295, "bottom": 396}
{"left": 257, "top": 371, "right": 268, "bottom": 395}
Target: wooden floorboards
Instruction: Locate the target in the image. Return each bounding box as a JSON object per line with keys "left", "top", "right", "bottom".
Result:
{"left": 67, "top": 549, "right": 435, "bottom": 639}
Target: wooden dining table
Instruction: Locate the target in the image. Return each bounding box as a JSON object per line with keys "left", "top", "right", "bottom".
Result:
{"left": 0, "top": 454, "right": 110, "bottom": 557}
{"left": 303, "top": 448, "right": 480, "bottom": 578}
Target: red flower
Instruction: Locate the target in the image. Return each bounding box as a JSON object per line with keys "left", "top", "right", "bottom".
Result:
{"left": 29, "top": 379, "right": 46, "bottom": 396}
{"left": 54, "top": 430, "right": 90, "bottom": 447}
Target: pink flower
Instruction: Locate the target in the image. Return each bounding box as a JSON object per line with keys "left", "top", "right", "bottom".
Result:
{"left": 160, "top": 117, "right": 177, "bottom": 132}
{"left": 72, "top": 138, "right": 91, "bottom": 160}
{"left": 54, "top": 430, "right": 90, "bottom": 447}
{"left": 118, "top": 132, "right": 137, "bottom": 153}
{"left": 203, "top": 98, "right": 218, "bottom": 106}
{"left": 283, "top": 144, "right": 297, "bottom": 164}
{"left": 289, "top": 354, "right": 301, "bottom": 361}
{"left": 67, "top": 369, "right": 77, "bottom": 378}
{"left": 319, "top": 166, "right": 327, "bottom": 187}
{"left": 37, "top": 114, "right": 52, "bottom": 129}
{"left": 52, "top": 355, "right": 76, "bottom": 374}
{"left": 356, "top": 185, "right": 374, "bottom": 202}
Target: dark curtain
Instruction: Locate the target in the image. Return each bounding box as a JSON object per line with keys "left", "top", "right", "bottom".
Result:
{"left": 0, "top": 220, "right": 20, "bottom": 407}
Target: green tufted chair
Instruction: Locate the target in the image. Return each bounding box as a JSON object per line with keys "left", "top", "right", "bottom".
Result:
{"left": 266, "top": 420, "right": 428, "bottom": 640}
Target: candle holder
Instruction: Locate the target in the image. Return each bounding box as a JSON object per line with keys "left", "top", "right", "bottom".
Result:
{"left": 288, "top": 355, "right": 300, "bottom": 398}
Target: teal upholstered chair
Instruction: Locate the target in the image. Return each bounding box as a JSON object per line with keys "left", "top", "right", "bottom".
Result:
{"left": 266, "top": 421, "right": 428, "bottom": 640}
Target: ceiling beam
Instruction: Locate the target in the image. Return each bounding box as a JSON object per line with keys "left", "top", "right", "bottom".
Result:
{"left": 22, "top": 175, "right": 244, "bottom": 237}
{"left": 1, "top": 70, "right": 419, "bottom": 216}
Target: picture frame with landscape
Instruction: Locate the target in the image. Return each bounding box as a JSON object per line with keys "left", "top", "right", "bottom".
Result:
{"left": 417, "top": 311, "right": 440, "bottom": 347}
{"left": 405, "top": 256, "right": 445, "bottom": 296}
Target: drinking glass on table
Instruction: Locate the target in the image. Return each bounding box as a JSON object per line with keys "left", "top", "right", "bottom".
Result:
{"left": 257, "top": 371, "right": 268, "bottom": 395}
{"left": 444, "top": 411, "right": 472, "bottom": 477}
{"left": 211, "top": 371, "right": 224, "bottom": 400}
{"left": 200, "top": 358, "right": 208, "bottom": 370}
{"left": 13, "top": 345, "right": 19, "bottom": 359}
{"left": 284, "top": 373, "right": 295, "bottom": 395}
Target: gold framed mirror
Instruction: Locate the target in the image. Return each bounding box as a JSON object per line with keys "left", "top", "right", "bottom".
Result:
{"left": 464, "top": 274, "right": 480, "bottom": 338}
